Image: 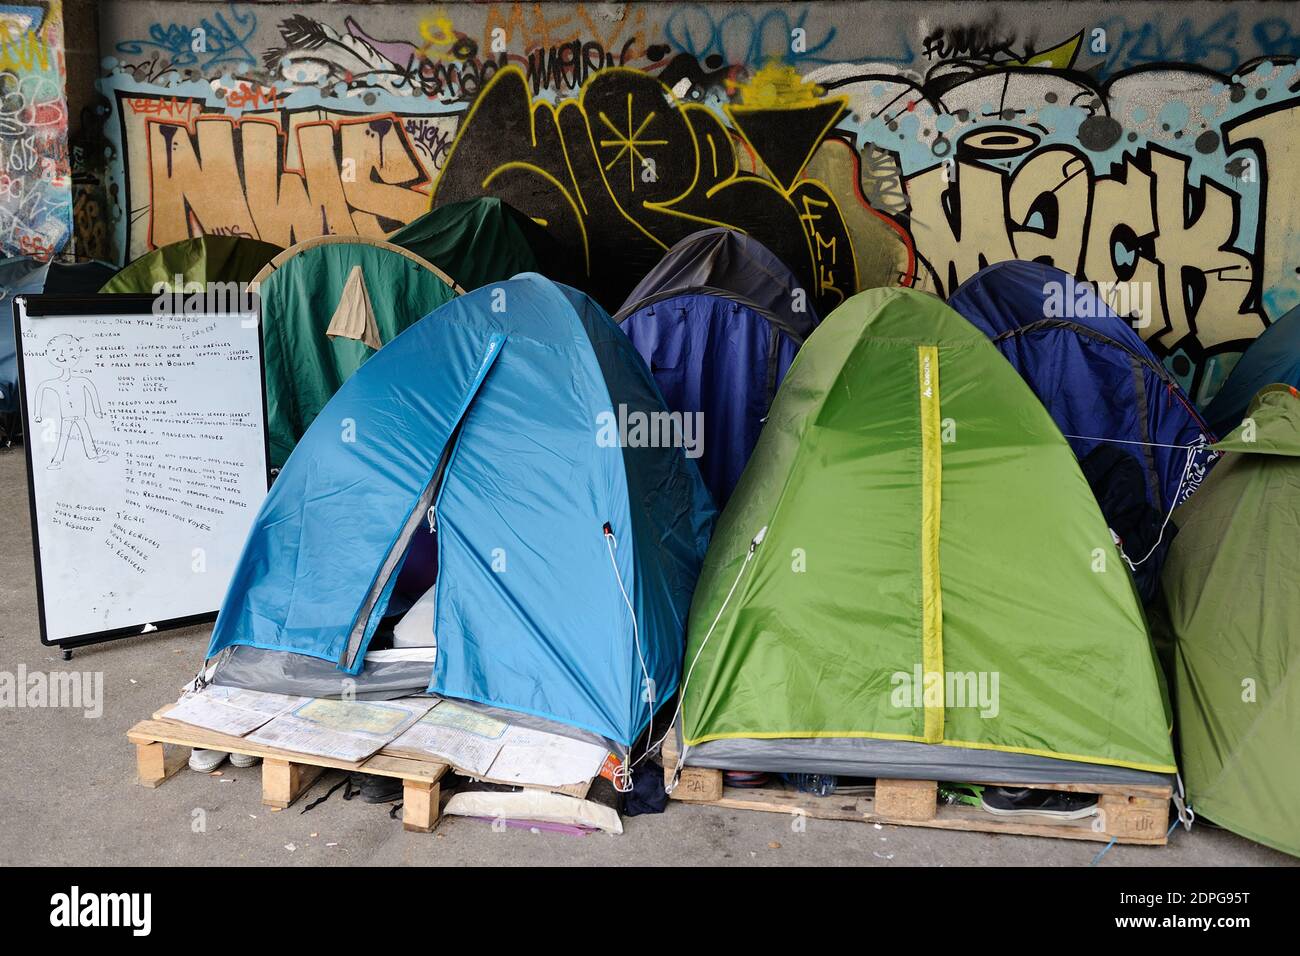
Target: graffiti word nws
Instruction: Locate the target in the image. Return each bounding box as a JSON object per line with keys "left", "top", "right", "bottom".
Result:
{"left": 139, "top": 105, "right": 430, "bottom": 248}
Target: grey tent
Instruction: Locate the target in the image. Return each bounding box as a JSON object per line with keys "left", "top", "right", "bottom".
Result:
{"left": 614, "top": 227, "right": 817, "bottom": 343}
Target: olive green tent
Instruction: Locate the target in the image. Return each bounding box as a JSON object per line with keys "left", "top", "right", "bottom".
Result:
{"left": 1160, "top": 384, "right": 1300, "bottom": 857}
{"left": 679, "top": 287, "right": 1176, "bottom": 784}
{"left": 388, "top": 197, "right": 561, "bottom": 292}
{"left": 100, "top": 236, "right": 281, "bottom": 292}
{"left": 255, "top": 236, "right": 460, "bottom": 467}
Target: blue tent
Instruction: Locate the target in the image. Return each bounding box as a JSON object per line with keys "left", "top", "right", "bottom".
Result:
{"left": 1203, "top": 303, "right": 1300, "bottom": 436}
{"left": 615, "top": 228, "right": 817, "bottom": 506}
{"left": 207, "top": 274, "right": 714, "bottom": 746}
{"left": 1, "top": 257, "right": 116, "bottom": 441}
{"left": 948, "top": 260, "right": 1216, "bottom": 601}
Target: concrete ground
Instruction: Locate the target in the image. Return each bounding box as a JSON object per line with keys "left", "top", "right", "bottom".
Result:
{"left": 0, "top": 446, "right": 1292, "bottom": 867}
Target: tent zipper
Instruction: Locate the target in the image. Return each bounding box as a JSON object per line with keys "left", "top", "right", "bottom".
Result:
{"left": 338, "top": 334, "right": 504, "bottom": 671}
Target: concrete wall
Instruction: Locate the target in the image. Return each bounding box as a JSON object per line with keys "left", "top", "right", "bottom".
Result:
{"left": 47, "top": 1, "right": 1300, "bottom": 398}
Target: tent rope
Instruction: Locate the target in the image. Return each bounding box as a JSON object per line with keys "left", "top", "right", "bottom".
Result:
{"left": 1091, "top": 815, "right": 1184, "bottom": 867}
{"left": 1094, "top": 776, "right": 1192, "bottom": 865}
{"left": 1061, "top": 434, "right": 1210, "bottom": 570}
{"left": 1174, "top": 772, "right": 1195, "bottom": 830}
{"left": 1120, "top": 440, "right": 1203, "bottom": 570}
{"left": 1061, "top": 434, "right": 1205, "bottom": 451}
{"left": 604, "top": 524, "right": 654, "bottom": 793}
{"left": 661, "top": 525, "right": 767, "bottom": 795}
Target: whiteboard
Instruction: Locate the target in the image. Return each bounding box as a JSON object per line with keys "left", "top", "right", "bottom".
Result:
{"left": 14, "top": 295, "right": 269, "bottom": 647}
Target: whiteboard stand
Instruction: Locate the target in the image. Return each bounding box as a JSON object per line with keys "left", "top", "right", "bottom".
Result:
{"left": 14, "top": 294, "right": 271, "bottom": 654}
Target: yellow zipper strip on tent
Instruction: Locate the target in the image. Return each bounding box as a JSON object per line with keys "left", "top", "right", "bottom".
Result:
{"left": 917, "top": 345, "right": 944, "bottom": 744}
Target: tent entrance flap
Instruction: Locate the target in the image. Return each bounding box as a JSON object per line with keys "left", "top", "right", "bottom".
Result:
{"left": 340, "top": 334, "right": 505, "bottom": 671}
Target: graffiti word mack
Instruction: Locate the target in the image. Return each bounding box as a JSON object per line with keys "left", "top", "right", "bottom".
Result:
{"left": 906, "top": 142, "right": 1266, "bottom": 355}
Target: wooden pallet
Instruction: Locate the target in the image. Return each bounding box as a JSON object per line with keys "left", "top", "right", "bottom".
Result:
{"left": 661, "top": 736, "right": 1171, "bottom": 846}
{"left": 127, "top": 705, "right": 450, "bottom": 832}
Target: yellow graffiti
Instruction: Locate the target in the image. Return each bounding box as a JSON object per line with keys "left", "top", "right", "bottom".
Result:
{"left": 804, "top": 138, "right": 915, "bottom": 289}
{"left": 0, "top": 27, "right": 51, "bottom": 72}
{"left": 430, "top": 64, "right": 915, "bottom": 310}
{"left": 731, "top": 62, "right": 826, "bottom": 108}
{"left": 997, "top": 31, "right": 1083, "bottom": 70}
{"left": 418, "top": 11, "right": 458, "bottom": 60}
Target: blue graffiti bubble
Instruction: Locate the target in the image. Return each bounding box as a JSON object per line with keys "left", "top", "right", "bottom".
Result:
{"left": 1157, "top": 102, "right": 1191, "bottom": 132}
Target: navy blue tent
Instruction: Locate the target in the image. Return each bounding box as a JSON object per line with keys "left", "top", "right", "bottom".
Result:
{"left": 1, "top": 257, "right": 116, "bottom": 442}
{"left": 207, "top": 274, "right": 714, "bottom": 746}
{"left": 948, "top": 260, "right": 1216, "bottom": 601}
{"left": 1203, "top": 303, "right": 1300, "bottom": 436}
{"left": 615, "top": 228, "right": 817, "bottom": 506}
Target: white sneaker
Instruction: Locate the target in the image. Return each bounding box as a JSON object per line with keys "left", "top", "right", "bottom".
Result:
{"left": 229, "top": 752, "right": 260, "bottom": 769}
{"left": 189, "top": 749, "right": 229, "bottom": 773}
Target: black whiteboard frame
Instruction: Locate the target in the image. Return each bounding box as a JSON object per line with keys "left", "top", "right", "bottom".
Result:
{"left": 13, "top": 293, "right": 271, "bottom": 652}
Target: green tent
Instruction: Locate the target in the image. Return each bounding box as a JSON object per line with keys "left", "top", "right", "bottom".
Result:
{"left": 100, "top": 236, "right": 281, "bottom": 292}
{"left": 388, "top": 197, "right": 557, "bottom": 292}
{"left": 680, "top": 287, "right": 1176, "bottom": 784}
{"left": 1160, "top": 384, "right": 1300, "bottom": 857}
{"left": 256, "top": 236, "right": 460, "bottom": 468}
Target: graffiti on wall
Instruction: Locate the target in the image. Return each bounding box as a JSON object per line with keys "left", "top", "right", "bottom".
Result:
{"left": 113, "top": 3, "right": 258, "bottom": 74}
{"left": 117, "top": 89, "right": 439, "bottom": 248}
{"left": 1, "top": 0, "right": 70, "bottom": 260}
{"left": 431, "top": 62, "right": 912, "bottom": 311}
{"left": 91, "top": 2, "right": 1300, "bottom": 400}
{"left": 805, "top": 53, "right": 1300, "bottom": 397}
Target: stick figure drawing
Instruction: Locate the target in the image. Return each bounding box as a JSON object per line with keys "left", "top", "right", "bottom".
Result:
{"left": 33, "top": 334, "right": 108, "bottom": 469}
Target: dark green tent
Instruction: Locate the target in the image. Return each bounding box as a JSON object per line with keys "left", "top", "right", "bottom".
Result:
{"left": 100, "top": 236, "right": 281, "bottom": 293}
{"left": 388, "top": 197, "right": 564, "bottom": 292}
{"left": 254, "top": 236, "right": 460, "bottom": 468}
{"left": 1161, "top": 384, "right": 1300, "bottom": 857}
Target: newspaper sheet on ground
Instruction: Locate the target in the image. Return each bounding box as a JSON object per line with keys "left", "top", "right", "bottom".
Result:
{"left": 246, "top": 697, "right": 435, "bottom": 762}
{"left": 485, "top": 725, "right": 610, "bottom": 788}
{"left": 386, "top": 701, "right": 508, "bottom": 777}
{"left": 166, "top": 685, "right": 307, "bottom": 737}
